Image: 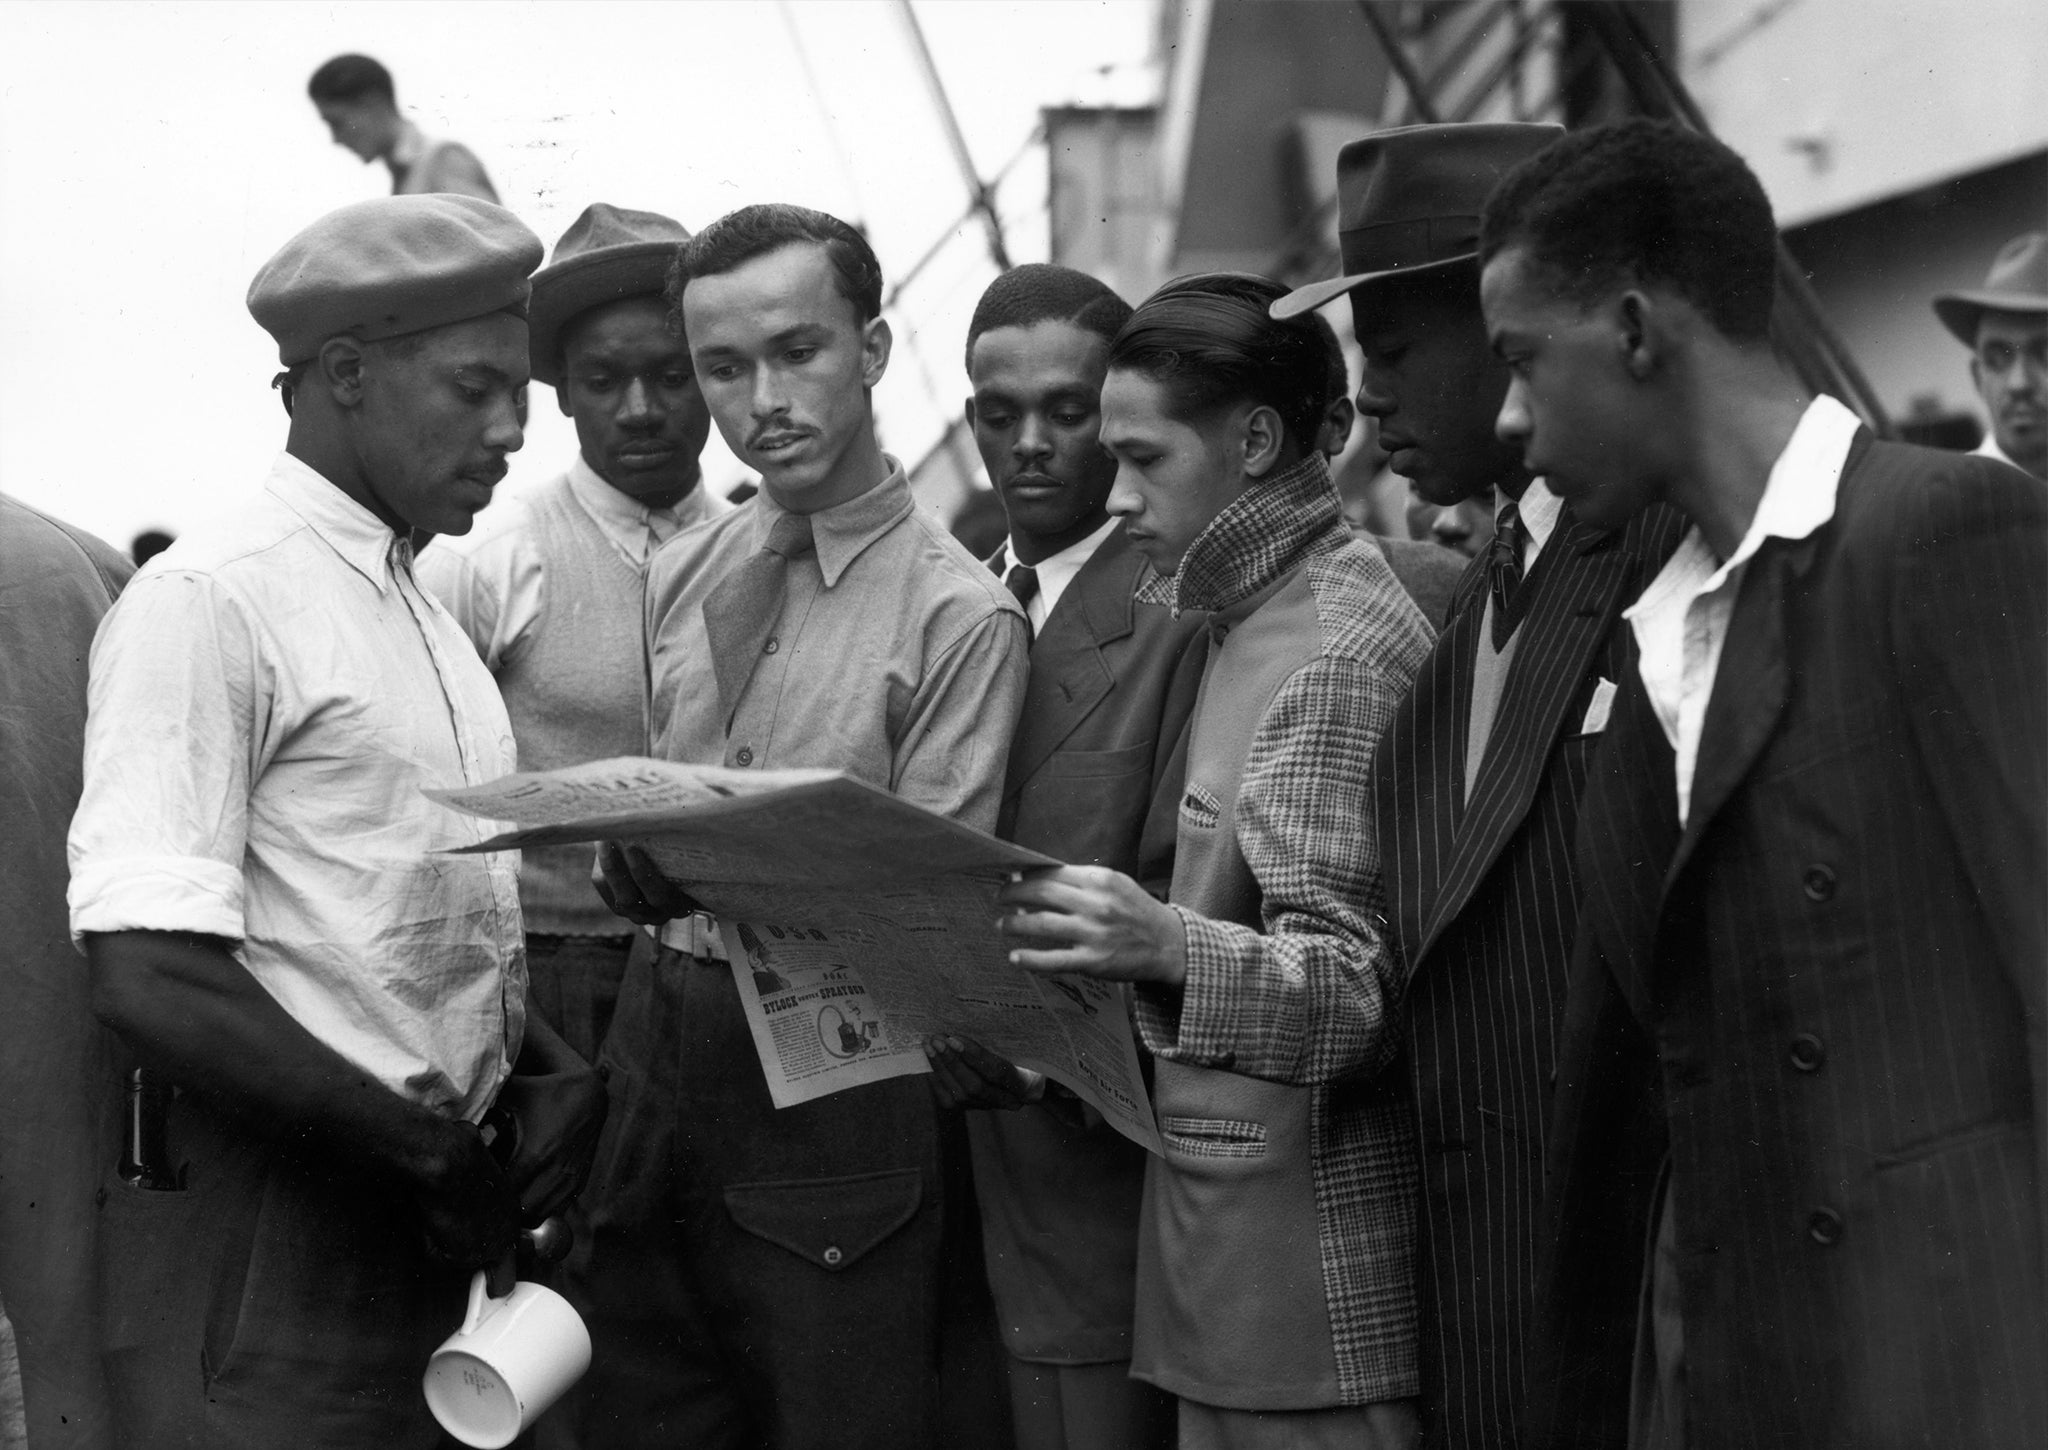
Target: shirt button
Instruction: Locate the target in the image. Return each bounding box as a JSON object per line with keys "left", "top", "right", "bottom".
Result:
{"left": 822, "top": 1245, "right": 844, "bottom": 1267}
{"left": 1801, "top": 864, "right": 1838, "bottom": 902}
{"left": 735, "top": 747, "right": 754, "bottom": 766}
{"left": 1808, "top": 1207, "right": 1844, "bottom": 1246}
{"left": 764, "top": 637, "right": 779, "bottom": 654}
{"left": 1788, "top": 1033, "right": 1826, "bottom": 1073}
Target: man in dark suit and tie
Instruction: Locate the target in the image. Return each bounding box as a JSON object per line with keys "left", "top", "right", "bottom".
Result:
{"left": 1273, "top": 123, "right": 1684, "bottom": 1448}
{"left": 927, "top": 263, "right": 1205, "bottom": 1450}
{"left": 1481, "top": 119, "right": 2046, "bottom": 1448}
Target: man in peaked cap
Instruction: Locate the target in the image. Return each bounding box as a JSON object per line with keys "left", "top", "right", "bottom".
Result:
{"left": 420, "top": 203, "right": 720, "bottom": 1072}
{"left": 67, "top": 194, "right": 607, "bottom": 1447}
{"left": 1272, "top": 125, "right": 1685, "bottom": 1448}
{"left": 1934, "top": 231, "right": 2048, "bottom": 480}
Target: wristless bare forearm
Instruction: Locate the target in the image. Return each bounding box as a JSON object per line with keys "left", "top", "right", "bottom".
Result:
{"left": 86, "top": 929, "right": 474, "bottom": 1192}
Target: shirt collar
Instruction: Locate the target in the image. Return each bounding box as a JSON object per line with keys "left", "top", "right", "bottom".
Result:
{"left": 752, "top": 455, "right": 913, "bottom": 588}
{"left": 1972, "top": 431, "right": 2018, "bottom": 469}
{"left": 998, "top": 515, "right": 1118, "bottom": 602}
{"left": 1623, "top": 393, "right": 1860, "bottom": 624}
{"left": 566, "top": 452, "right": 716, "bottom": 560}
{"left": 1511, "top": 475, "right": 1564, "bottom": 552}
{"left": 1136, "top": 452, "right": 1347, "bottom": 619}
{"left": 265, "top": 451, "right": 408, "bottom": 594}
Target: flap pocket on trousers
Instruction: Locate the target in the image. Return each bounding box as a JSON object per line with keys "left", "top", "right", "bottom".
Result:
{"left": 724, "top": 1167, "right": 924, "bottom": 1272}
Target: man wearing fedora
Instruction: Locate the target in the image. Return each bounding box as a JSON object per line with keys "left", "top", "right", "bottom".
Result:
{"left": 1273, "top": 123, "right": 1684, "bottom": 1448}
{"left": 421, "top": 202, "right": 720, "bottom": 1069}
{"left": 67, "top": 195, "right": 607, "bottom": 1446}
{"left": 1934, "top": 230, "right": 2047, "bottom": 481}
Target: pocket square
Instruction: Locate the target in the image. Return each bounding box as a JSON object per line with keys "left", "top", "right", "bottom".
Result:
{"left": 1580, "top": 677, "right": 1618, "bottom": 735}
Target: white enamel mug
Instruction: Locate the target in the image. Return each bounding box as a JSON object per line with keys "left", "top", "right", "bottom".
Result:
{"left": 423, "top": 1270, "right": 592, "bottom": 1447}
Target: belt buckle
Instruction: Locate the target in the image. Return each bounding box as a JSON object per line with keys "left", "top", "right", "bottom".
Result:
{"left": 656, "top": 911, "right": 727, "bottom": 963}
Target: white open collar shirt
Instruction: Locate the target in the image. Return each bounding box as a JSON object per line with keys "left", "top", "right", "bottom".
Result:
{"left": 68, "top": 453, "right": 527, "bottom": 1121}
{"left": 1624, "top": 394, "right": 1860, "bottom": 825}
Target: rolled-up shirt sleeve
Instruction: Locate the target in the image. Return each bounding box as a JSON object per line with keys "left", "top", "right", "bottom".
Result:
{"left": 68, "top": 570, "right": 264, "bottom": 946}
{"left": 1135, "top": 653, "right": 1405, "bottom": 1085}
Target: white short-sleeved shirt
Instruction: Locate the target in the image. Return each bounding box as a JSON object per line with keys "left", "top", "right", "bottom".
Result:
{"left": 68, "top": 453, "right": 527, "bottom": 1121}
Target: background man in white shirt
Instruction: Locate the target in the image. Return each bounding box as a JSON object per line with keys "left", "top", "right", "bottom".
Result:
{"left": 307, "top": 52, "right": 499, "bottom": 203}
{"left": 421, "top": 202, "right": 719, "bottom": 1067}
{"left": 1932, "top": 230, "right": 2047, "bottom": 480}
{"left": 1482, "top": 118, "right": 2046, "bottom": 1449}
{"left": 68, "top": 195, "right": 606, "bottom": 1448}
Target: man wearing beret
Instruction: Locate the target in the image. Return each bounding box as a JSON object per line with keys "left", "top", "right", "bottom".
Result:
{"left": 1272, "top": 124, "right": 1684, "bottom": 1448}
{"left": 420, "top": 203, "right": 721, "bottom": 1069}
{"left": 588, "top": 202, "right": 1029, "bottom": 1449}
{"left": 68, "top": 194, "right": 607, "bottom": 1447}
{"left": 1933, "top": 231, "right": 2048, "bottom": 481}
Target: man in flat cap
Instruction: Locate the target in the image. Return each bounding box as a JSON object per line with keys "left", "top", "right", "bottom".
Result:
{"left": 421, "top": 203, "right": 719, "bottom": 1070}
{"left": 1934, "top": 231, "right": 2047, "bottom": 480}
{"left": 1272, "top": 123, "right": 1684, "bottom": 1448}
{"left": 586, "top": 202, "right": 1029, "bottom": 1449}
{"left": 68, "top": 193, "right": 606, "bottom": 1447}
{"left": 309, "top": 53, "right": 500, "bottom": 203}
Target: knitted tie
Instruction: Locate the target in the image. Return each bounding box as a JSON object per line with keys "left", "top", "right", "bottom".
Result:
{"left": 702, "top": 511, "right": 815, "bottom": 724}
{"left": 1487, "top": 499, "right": 1528, "bottom": 651}
{"left": 1004, "top": 563, "right": 1040, "bottom": 641}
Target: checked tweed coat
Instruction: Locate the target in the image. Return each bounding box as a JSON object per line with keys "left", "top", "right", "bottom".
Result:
{"left": 1128, "top": 453, "right": 1433, "bottom": 1408}
{"left": 1369, "top": 493, "right": 1683, "bottom": 1447}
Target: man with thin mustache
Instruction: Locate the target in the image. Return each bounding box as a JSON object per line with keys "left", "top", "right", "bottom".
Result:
{"left": 67, "top": 195, "right": 606, "bottom": 1447}
{"left": 584, "top": 203, "right": 1029, "bottom": 1449}
{"left": 1933, "top": 231, "right": 2047, "bottom": 481}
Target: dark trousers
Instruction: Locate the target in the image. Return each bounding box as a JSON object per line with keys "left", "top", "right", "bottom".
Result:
{"left": 97, "top": 1089, "right": 467, "bottom": 1449}
{"left": 523, "top": 932, "right": 634, "bottom": 1067}
{"left": 565, "top": 936, "right": 961, "bottom": 1450}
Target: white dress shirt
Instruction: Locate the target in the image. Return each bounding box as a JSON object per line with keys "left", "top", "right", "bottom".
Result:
{"left": 418, "top": 454, "right": 726, "bottom": 672}
{"left": 1508, "top": 475, "right": 1564, "bottom": 571}
{"left": 1624, "top": 395, "right": 1861, "bottom": 825}
{"left": 69, "top": 453, "right": 527, "bottom": 1122}
{"left": 993, "top": 516, "right": 1121, "bottom": 634}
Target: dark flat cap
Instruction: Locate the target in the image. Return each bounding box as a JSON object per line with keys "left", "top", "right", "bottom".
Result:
{"left": 248, "top": 194, "right": 543, "bottom": 365}
{"left": 528, "top": 203, "right": 693, "bottom": 387}
{"left": 1272, "top": 122, "right": 1562, "bottom": 319}
{"left": 1933, "top": 231, "right": 2048, "bottom": 347}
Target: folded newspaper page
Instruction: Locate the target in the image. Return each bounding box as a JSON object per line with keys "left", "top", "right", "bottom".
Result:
{"left": 428, "top": 758, "right": 1161, "bottom": 1153}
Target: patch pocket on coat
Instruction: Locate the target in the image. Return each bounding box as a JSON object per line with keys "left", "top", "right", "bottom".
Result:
{"left": 1178, "top": 782, "right": 1222, "bottom": 832}
{"left": 724, "top": 1167, "right": 924, "bottom": 1272}
{"left": 1161, "top": 1115, "right": 1268, "bottom": 1160}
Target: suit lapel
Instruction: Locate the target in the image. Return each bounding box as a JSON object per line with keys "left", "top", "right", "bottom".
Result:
{"left": 1414, "top": 518, "right": 1637, "bottom": 963}
{"left": 1004, "top": 531, "right": 1137, "bottom": 787}
{"left": 1383, "top": 562, "right": 1483, "bottom": 963}
{"left": 1576, "top": 671, "right": 1680, "bottom": 1029}
{"left": 1664, "top": 529, "right": 1819, "bottom": 890}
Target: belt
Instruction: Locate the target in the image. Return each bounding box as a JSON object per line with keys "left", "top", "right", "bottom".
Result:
{"left": 654, "top": 912, "right": 730, "bottom": 964}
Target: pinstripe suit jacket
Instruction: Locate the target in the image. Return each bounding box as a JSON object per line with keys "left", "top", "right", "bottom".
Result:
{"left": 1528, "top": 436, "right": 2048, "bottom": 1448}
{"left": 1370, "top": 498, "right": 1684, "bottom": 1448}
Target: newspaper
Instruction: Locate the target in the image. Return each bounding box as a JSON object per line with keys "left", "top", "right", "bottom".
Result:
{"left": 428, "top": 758, "right": 1161, "bottom": 1153}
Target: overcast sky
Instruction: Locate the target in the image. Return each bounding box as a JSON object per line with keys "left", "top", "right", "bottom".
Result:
{"left": 0, "top": 0, "right": 1155, "bottom": 550}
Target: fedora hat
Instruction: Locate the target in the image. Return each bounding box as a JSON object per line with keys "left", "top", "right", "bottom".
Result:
{"left": 1932, "top": 231, "right": 2048, "bottom": 347}
{"left": 528, "top": 203, "right": 692, "bottom": 386}
{"left": 1272, "top": 122, "right": 1563, "bottom": 320}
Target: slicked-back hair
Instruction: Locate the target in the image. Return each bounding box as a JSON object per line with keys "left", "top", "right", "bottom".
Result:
{"left": 308, "top": 54, "right": 395, "bottom": 106}
{"left": 666, "top": 204, "right": 883, "bottom": 330}
{"left": 964, "top": 264, "right": 1133, "bottom": 374}
{"left": 1479, "top": 118, "right": 1778, "bottom": 342}
{"left": 1108, "top": 272, "right": 1330, "bottom": 450}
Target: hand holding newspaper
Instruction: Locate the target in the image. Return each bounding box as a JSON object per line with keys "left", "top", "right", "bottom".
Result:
{"left": 428, "top": 758, "right": 1161, "bottom": 1153}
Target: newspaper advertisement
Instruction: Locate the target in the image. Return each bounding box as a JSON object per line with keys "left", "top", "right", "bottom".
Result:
{"left": 429, "top": 758, "right": 1161, "bottom": 1153}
